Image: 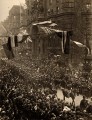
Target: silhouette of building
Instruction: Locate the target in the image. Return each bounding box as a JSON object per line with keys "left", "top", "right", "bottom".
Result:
{"left": 25, "top": 0, "right": 92, "bottom": 60}
{"left": 2, "top": 5, "right": 27, "bottom": 35}
{"left": 26, "top": 0, "right": 92, "bottom": 48}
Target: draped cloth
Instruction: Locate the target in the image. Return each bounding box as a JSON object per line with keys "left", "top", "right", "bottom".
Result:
{"left": 3, "top": 43, "right": 14, "bottom": 59}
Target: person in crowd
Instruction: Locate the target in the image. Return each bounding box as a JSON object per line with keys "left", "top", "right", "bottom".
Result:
{"left": 80, "top": 96, "right": 88, "bottom": 111}
{"left": 1, "top": 57, "right": 92, "bottom": 120}
{"left": 86, "top": 97, "right": 92, "bottom": 113}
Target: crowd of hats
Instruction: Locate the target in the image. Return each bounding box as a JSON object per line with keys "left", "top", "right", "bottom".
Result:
{"left": 0, "top": 58, "right": 92, "bottom": 120}
{"left": 12, "top": 53, "right": 92, "bottom": 97}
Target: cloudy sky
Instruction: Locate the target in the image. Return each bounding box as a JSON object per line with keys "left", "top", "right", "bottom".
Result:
{"left": 0, "top": 0, "right": 25, "bottom": 22}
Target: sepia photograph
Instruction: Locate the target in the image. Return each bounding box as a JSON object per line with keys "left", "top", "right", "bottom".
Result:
{"left": 0, "top": 0, "right": 92, "bottom": 120}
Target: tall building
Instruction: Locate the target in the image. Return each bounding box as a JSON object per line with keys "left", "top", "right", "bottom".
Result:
{"left": 26, "top": 0, "right": 46, "bottom": 24}
{"left": 2, "top": 5, "right": 27, "bottom": 35}
{"left": 26, "top": 0, "right": 92, "bottom": 55}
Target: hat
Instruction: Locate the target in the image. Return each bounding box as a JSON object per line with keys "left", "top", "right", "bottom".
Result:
{"left": 63, "top": 106, "right": 71, "bottom": 112}
{"left": 78, "top": 118, "right": 84, "bottom": 120}
{"left": 83, "top": 95, "right": 86, "bottom": 99}
{"left": 91, "top": 97, "right": 92, "bottom": 100}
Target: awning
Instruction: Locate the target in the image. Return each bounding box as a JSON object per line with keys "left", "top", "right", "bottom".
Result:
{"left": 40, "top": 27, "right": 55, "bottom": 34}
{"left": 31, "top": 25, "right": 64, "bottom": 36}
{"left": 32, "top": 20, "right": 52, "bottom": 26}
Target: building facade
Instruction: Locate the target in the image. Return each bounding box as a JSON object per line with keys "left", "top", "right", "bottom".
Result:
{"left": 26, "top": 0, "right": 92, "bottom": 57}
{"left": 26, "top": 0, "right": 46, "bottom": 24}
{"left": 2, "top": 5, "right": 27, "bottom": 35}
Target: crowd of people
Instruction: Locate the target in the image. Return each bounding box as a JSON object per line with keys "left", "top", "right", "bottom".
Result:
{"left": 0, "top": 58, "right": 92, "bottom": 120}
{"left": 12, "top": 53, "right": 92, "bottom": 97}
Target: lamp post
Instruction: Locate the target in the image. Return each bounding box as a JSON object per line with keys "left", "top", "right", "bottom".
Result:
{"left": 85, "top": 4, "right": 91, "bottom": 58}
{"left": 83, "top": 3, "right": 92, "bottom": 83}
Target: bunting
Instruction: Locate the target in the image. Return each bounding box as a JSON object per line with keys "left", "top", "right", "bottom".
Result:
{"left": 58, "top": 31, "right": 71, "bottom": 54}
{"left": 18, "top": 35, "right": 29, "bottom": 43}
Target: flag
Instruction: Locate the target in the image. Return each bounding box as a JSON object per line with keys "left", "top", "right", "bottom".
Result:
{"left": 71, "top": 41, "right": 85, "bottom": 47}
{"left": 64, "top": 31, "right": 70, "bottom": 54}
{"left": 14, "top": 35, "right": 18, "bottom": 47}
{"left": 61, "top": 32, "right": 64, "bottom": 53}
{"left": 55, "top": 31, "right": 71, "bottom": 54}
{"left": 56, "top": 32, "right": 64, "bottom": 53}
{"left": 17, "top": 33, "right": 23, "bottom": 42}
{"left": 11, "top": 36, "right": 15, "bottom": 47}
{"left": 86, "top": 40, "right": 91, "bottom": 54}
{"left": 3, "top": 43, "right": 14, "bottom": 59}
{"left": 71, "top": 40, "right": 90, "bottom": 55}
{"left": 8, "top": 36, "right": 18, "bottom": 48}
{"left": 7, "top": 37, "right": 12, "bottom": 51}
{"left": 18, "top": 35, "right": 29, "bottom": 43}
{"left": 61, "top": 31, "right": 72, "bottom": 54}
{"left": 63, "top": 31, "right": 67, "bottom": 52}
{"left": 26, "top": 36, "right": 32, "bottom": 42}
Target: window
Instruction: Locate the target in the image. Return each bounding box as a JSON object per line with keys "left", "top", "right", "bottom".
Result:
{"left": 69, "top": 2, "right": 74, "bottom": 8}
{"left": 62, "top": 0, "right": 74, "bottom": 8}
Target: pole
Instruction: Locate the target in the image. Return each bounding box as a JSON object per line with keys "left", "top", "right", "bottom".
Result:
{"left": 16, "top": 0, "right": 22, "bottom": 26}
{"left": 85, "top": 10, "right": 88, "bottom": 63}
{"left": 18, "top": 2, "right": 21, "bottom": 26}
{"left": 70, "top": 12, "right": 73, "bottom": 64}
{"left": 85, "top": 4, "right": 91, "bottom": 62}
